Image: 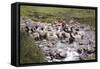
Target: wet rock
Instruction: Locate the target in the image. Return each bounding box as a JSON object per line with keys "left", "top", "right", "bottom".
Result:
{"left": 77, "top": 49, "right": 83, "bottom": 54}
{"left": 61, "top": 40, "right": 66, "bottom": 43}
{"left": 47, "top": 42, "right": 53, "bottom": 48}
{"left": 39, "top": 45, "right": 43, "bottom": 47}
{"left": 87, "top": 47, "right": 95, "bottom": 54}
{"left": 59, "top": 52, "right": 67, "bottom": 58}
{"left": 43, "top": 39, "right": 47, "bottom": 42}
{"left": 54, "top": 49, "right": 67, "bottom": 59}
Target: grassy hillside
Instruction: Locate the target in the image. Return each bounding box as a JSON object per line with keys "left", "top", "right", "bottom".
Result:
{"left": 20, "top": 6, "right": 96, "bottom": 27}
{"left": 20, "top": 31, "right": 45, "bottom": 64}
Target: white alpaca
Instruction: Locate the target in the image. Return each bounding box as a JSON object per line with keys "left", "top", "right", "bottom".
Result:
{"left": 71, "top": 32, "right": 81, "bottom": 41}
{"left": 56, "top": 31, "right": 63, "bottom": 39}
{"left": 72, "top": 31, "right": 85, "bottom": 41}
{"left": 78, "top": 31, "right": 85, "bottom": 37}
{"left": 33, "top": 32, "right": 40, "bottom": 40}
{"left": 39, "top": 30, "right": 46, "bottom": 37}
{"left": 48, "top": 26, "right": 53, "bottom": 31}
{"left": 64, "top": 32, "right": 70, "bottom": 38}
{"left": 47, "top": 31, "right": 58, "bottom": 40}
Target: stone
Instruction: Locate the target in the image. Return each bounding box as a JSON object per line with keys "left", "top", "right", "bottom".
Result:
{"left": 61, "top": 40, "right": 66, "bottom": 43}
{"left": 59, "top": 52, "right": 67, "bottom": 58}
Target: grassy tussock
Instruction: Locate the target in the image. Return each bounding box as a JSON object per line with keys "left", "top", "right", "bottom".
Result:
{"left": 20, "top": 32, "right": 45, "bottom": 64}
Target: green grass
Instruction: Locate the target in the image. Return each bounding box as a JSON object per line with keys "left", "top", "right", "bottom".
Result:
{"left": 20, "top": 6, "right": 96, "bottom": 27}
{"left": 20, "top": 31, "right": 45, "bottom": 64}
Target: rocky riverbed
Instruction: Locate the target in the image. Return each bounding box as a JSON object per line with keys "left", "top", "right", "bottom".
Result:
{"left": 20, "top": 16, "right": 96, "bottom": 62}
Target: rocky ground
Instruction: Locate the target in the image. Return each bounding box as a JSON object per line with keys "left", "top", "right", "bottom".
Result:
{"left": 20, "top": 16, "right": 96, "bottom": 62}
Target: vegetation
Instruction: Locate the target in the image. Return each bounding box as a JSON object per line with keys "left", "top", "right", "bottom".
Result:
{"left": 20, "top": 6, "right": 96, "bottom": 27}
{"left": 20, "top": 31, "right": 45, "bottom": 64}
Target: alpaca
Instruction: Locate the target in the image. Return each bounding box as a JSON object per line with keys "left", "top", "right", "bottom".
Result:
{"left": 32, "top": 32, "right": 40, "bottom": 41}
{"left": 46, "top": 31, "right": 58, "bottom": 41}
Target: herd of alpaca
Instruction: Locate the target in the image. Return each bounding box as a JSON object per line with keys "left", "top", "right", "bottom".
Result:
{"left": 22, "top": 20, "right": 85, "bottom": 44}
